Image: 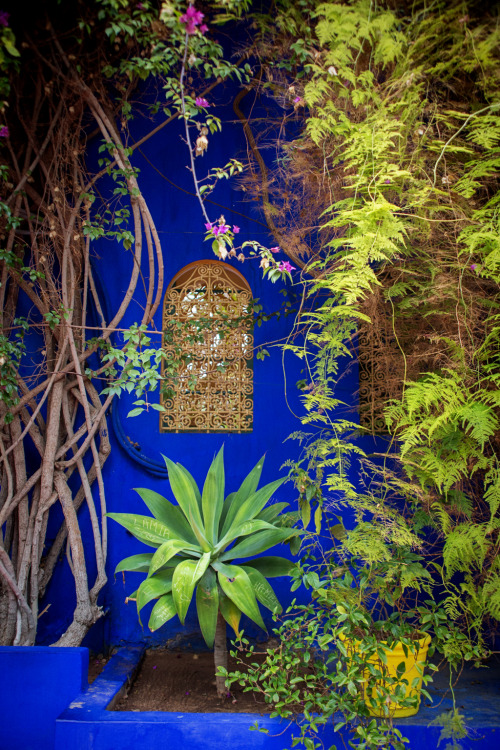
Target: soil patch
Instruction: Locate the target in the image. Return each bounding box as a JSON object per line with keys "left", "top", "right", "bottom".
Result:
{"left": 114, "top": 650, "right": 271, "bottom": 713}
{"left": 88, "top": 655, "right": 110, "bottom": 684}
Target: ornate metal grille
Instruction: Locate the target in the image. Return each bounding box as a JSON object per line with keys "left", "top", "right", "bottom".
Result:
{"left": 160, "top": 261, "right": 253, "bottom": 432}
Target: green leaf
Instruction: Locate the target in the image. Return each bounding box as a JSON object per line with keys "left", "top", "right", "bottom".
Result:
{"left": 196, "top": 568, "right": 219, "bottom": 647}
{"left": 150, "top": 539, "right": 201, "bottom": 575}
{"left": 134, "top": 488, "right": 198, "bottom": 544}
{"left": 243, "top": 556, "right": 295, "bottom": 577}
{"left": 218, "top": 492, "right": 235, "bottom": 534}
{"left": 149, "top": 594, "right": 177, "bottom": 632}
{"left": 244, "top": 566, "right": 283, "bottom": 614}
{"left": 202, "top": 446, "right": 225, "bottom": 545}
{"left": 314, "top": 506, "right": 323, "bottom": 534}
{"left": 115, "top": 553, "right": 153, "bottom": 575}
{"left": 175, "top": 463, "right": 202, "bottom": 512}
{"left": 127, "top": 407, "right": 143, "bottom": 417}
{"left": 172, "top": 554, "right": 211, "bottom": 624}
{"left": 163, "top": 457, "right": 210, "bottom": 552}
{"left": 220, "top": 527, "right": 300, "bottom": 562}
{"left": 215, "top": 562, "right": 266, "bottom": 631}
{"left": 219, "top": 589, "right": 241, "bottom": 636}
{"left": 257, "top": 502, "right": 289, "bottom": 523}
{"left": 300, "top": 498, "right": 311, "bottom": 529}
{"left": 137, "top": 570, "right": 174, "bottom": 616}
{"left": 228, "top": 477, "right": 286, "bottom": 532}
{"left": 215, "top": 519, "right": 277, "bottom": 553}
{"left": 221, "top": 455, "right": 266, "bottom": 535}
{"left": 289, "top": 535, "right": 301, "bottom": 556}
{"left": 107, "top": 513, "right": 178, "bottom": 548}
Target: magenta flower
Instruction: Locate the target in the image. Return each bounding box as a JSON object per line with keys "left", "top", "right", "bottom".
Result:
{"left": 180, "top": 4, "right": 205, "bottom": 35}
{"left": 0, "top": 126, "right": 9, "bottom": 138}
{"left": 232, "top": 225, "right": 240, "bottom": 234}
{"left": 195, "top": 97, "right": 210, "bottom": 107}
{"left": 199, "top": 24, "right": 208, "bottom": 33}
{"left": 279, "top": 261, "right": 295, "bottom": 272}
{"left": 470, "top": 264, "right": 477, "bottom": 271}
{"left": 213, "top": 225, "right": 229, "bottom": 236}
{"left": 270, "top": 246, "right": 280, "bottom": 254}
{"left": 0, "top": 11, "right": 9, "bottom": 27}
{"left": 205, "top": 221, "right": 214, "bottom": 231}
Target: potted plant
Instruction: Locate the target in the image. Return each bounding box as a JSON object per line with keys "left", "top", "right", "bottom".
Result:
{"left": 109, "top": 446, "right": 300, "bottom": 697}
{"left": 222, "top": 537, "right": 455, "bottom": 750}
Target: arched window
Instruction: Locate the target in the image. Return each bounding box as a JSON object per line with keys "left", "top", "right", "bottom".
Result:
{"left": 160, "top": 260, "right": 253, "bottom": 432}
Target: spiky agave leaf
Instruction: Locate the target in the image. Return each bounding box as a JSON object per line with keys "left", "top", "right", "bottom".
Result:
{"left": 219, "top": 589, "right": 241, "bottom": 636}
{"left": 201, "top": 446, "right": 225, "bottom": 545}
{"left": 163, "top": 457, "right": 210, "bottom": 552}
{"left": 112, "top": 450, "right": 299, "bottom": 645}
{"left": 219, "top": 527, "right": 300, "bottom": 562}
{"left": 149, "top": 594, "right": 177, "bottom": 632}
{"left": 134, "top": 488, "right": 198, "bottom": 544}
{"left": 115, "top": 553, "right": 154, "bottom": 575}
{"left": 107, "top": 513, "right": 180, "bottom": 548}
{"left": 243, "top": 566, "right": 282, "bottom": 614}
{"left": 149, "top": 539, "right": 202, "bottom": 575}
{"left": 244, "top": 556, "right": 295, "bottom": 577}
{"left": 172, "top": 553, "right": 211, "bottom": 624}
{"left": 136, "top": 570, "right": 174, "bottom": 624}
{"left": 214, "top": 561, "right": 266, "bottom": 631}
{"left": 220, "top": 454, "right": 266, "bottom": 535}
{"left": 196, "top": 568, "right": 219, "bottom": 647}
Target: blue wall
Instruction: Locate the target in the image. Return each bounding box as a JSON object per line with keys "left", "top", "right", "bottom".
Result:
{"left": 0, "top": 646, "right": 88, "bottom": 750}
{"left": 35, "top": 82, "right": 360, "bottom": 651}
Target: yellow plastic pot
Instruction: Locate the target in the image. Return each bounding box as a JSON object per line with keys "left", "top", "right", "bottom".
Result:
{"left": 340, "top": 633, "right": 431, "bottom": 718}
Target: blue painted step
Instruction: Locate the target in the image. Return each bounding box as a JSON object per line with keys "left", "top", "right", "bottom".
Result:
{"left": 55, "top": 647, "right": 500, "bottom": 750}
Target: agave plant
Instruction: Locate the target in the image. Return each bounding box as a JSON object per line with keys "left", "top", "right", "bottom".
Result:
{"left": 109, "top": 447, "right": 299, "bottom": 696}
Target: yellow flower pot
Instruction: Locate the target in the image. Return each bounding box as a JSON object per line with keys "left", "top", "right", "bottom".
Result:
{"left": 340, "top": 633, "right": 431, "bottom": 718}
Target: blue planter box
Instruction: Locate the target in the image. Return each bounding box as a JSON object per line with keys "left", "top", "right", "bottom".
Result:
{"left": 0, "top": 645, "right": 88, "bottom": 750}
{"left": 54, "top": 647, "right": 500, "bottom": 750}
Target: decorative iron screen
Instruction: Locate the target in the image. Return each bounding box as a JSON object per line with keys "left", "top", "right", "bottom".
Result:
{"left": 160, "top": 261, "right": 253, "bottom": 432}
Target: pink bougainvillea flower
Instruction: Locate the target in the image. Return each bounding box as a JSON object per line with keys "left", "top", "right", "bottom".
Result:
{"left": 180, "top": 4, "right": 205, "bottom": 34}
{"left": 183, "top": 5, "right": 204, "bottom": 21}
{"left": 205, "top": 222, "right": 214, "bottom": 231}
{"left": 213, "top": 225, "right": 229, "bottom": 236}
{"left": 293, "top": 96, "right": 301, "bottom": 103}
{"left": 232, "top": 225, "right": 240, "bottom": 234}
{"left": 279, "top": 261, "right": 295, "bottom": 272}
{"left": 195, "top": 97, "right": 210, "bottom": 107}
{"left": 199, "top": 24, "right": 208, "bottom": 33}
{"left": 0, "top": 11, "right": 9, "bottom": 27}
{"left": 0, "top": 126, "right": 9, "bottom": 138}
{"left": 470, "top": 264, "right": 477, "bottom": 270}
{"left": 270, "top": 246, "right": 280, "bottom": 254}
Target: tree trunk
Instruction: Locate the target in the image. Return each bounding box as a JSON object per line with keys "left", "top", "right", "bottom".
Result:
{"left": 213, "top": 610, "right": 228, "bottom": 699}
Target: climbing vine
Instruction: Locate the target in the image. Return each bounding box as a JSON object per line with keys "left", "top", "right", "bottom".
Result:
{"left": 0, "top": 0, "right": 293, "bottom": 647}
{"left": 243, "top": 0, "right": 500, "bottom": 656}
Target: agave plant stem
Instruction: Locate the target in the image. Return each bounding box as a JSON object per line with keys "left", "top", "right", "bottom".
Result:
{"left": 214, "top": 609, "right": 228, "bottom": 699}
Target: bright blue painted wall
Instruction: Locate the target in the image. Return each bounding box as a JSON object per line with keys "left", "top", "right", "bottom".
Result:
{"left": 35, "top": 82, "right": 361, "bottom": 651}
{"left": 0, "top": 646, "right": 88, "bottom": 750}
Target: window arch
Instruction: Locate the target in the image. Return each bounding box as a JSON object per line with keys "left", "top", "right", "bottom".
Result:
{"left": 160, "top": 260, "right": 253, "bottom": 433}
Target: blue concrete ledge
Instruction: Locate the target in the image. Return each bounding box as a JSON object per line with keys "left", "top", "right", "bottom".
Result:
{"left": 0, "top": 645, "right": 88, "bottom": 750}
{"left": 55, "top": 647, "right": 500, "bottom": 750}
